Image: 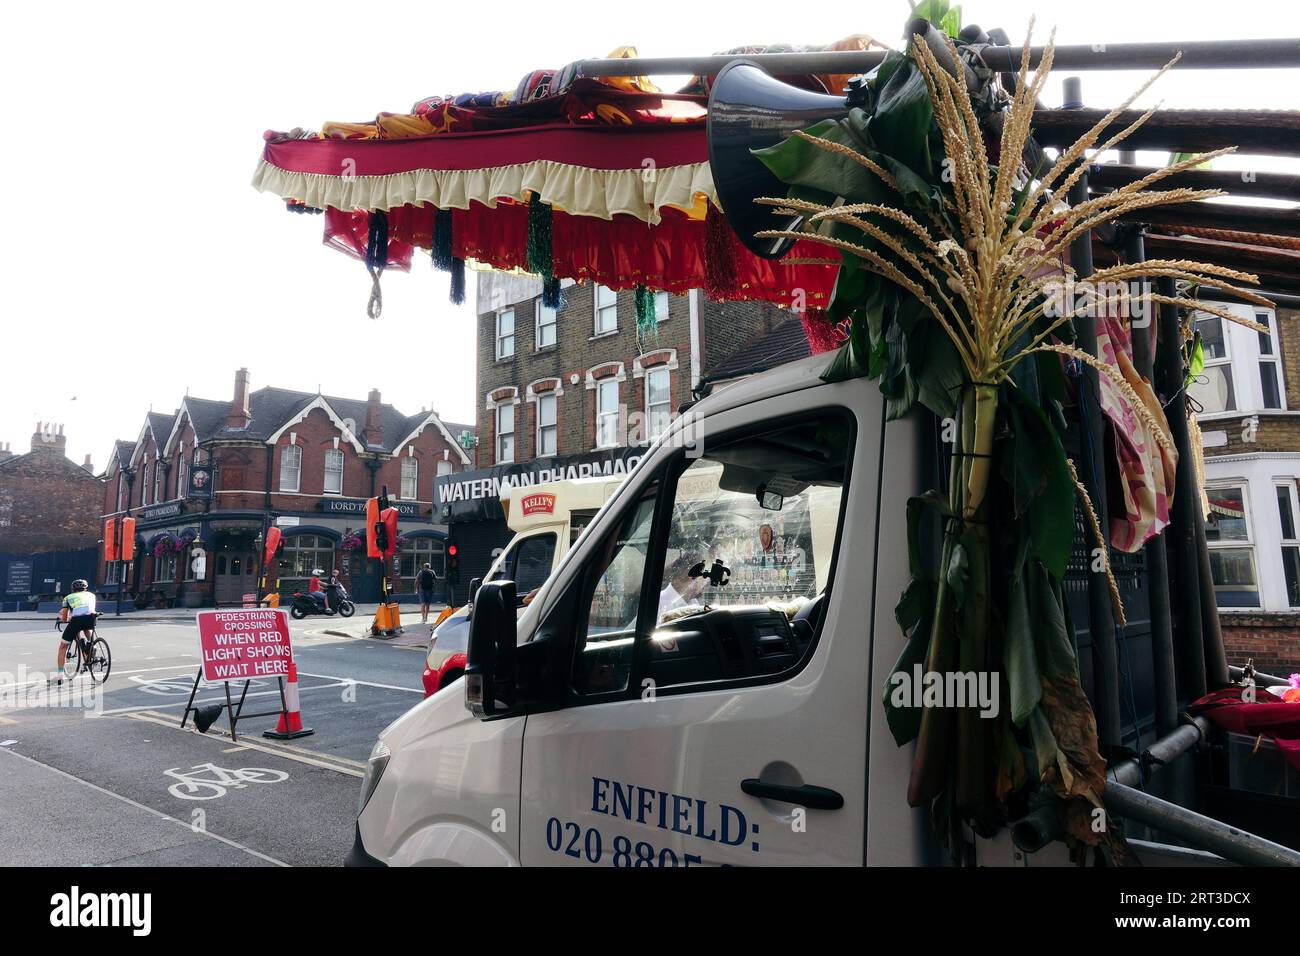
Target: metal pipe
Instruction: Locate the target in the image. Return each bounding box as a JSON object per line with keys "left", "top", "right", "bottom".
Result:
{"left": 1109, "top": 715, "right": 1211, "bottom": 787}
{"left": 574, "top": 38, "right": 1300, "bottom": 79}
{"left": 1155, "top": 275, "right": 1208, "bottom": 700}
{"left": 1009, "top": 805, "right": 1063, "bottom": 853}
{"left": 1067, "top": 83, "right": 1122, "bottom": 751}
{"left": 1123, "top": 225, "right": 1179, "bottom": 742}
{"left": 1105, "top": 781, "right": 1300, "bottom": 866}
{"left": 1202, "top": 287, "right": 1300, "bottom": 310}
{"left": 1196, "top": 508, "right": 1232, "bottom": 688}
{"left": 1229, "top": 664, "right": 1291, "bottom": 687}
{"left": 1090, "top": 163, "right": 1300, "bottom": 203}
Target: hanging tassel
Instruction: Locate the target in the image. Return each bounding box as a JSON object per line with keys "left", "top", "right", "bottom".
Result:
{"left": 526, "top": 192, "right": 554, "bottom": 279}
{"left": 365, "top": 210, "right": 389, "bottom": 320}
{"left": 634, "top": 285, "right": 659, "bottom": 350}
{"left": 365, "top": 210, "right": 389, "bottom": 271}
{"left": 542, "top": 276, "right": 565, "bottom": 310}
{"left": 704, "top": 202, "right": 740, "bottom": 300}
{"left": 431, "top": 208, "right": 455, "bottom": 272}
{"left": 449, "top": 257, "right": 466, "bottom": 305}
{"left": 800, "top": 308, "right": 842, "bottom": 355}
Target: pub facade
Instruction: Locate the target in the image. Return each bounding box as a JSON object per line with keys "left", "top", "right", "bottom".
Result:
{"left": 99, "top": 369, "right": 474, "bottom": 608}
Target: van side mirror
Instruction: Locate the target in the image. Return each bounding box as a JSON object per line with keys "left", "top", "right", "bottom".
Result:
{"left": 467, "top": 576, "right": 482, "bottom": 607}
{"left": 465, "top": 581, "right": 517, "bottom": 718}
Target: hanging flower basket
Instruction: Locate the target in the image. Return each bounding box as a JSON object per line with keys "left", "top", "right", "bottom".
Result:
{"left": 340, "top": 532, "right": 364, "bottom": 552}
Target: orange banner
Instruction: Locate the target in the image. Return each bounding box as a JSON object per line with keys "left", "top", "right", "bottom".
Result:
{"left": 120, "top": 517, "right": 136, "bottom": 561}
{"left": 104, "top": 518, "right": 118, "bottom": 562}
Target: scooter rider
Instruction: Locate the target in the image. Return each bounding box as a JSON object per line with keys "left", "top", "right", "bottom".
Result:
{"left": 308, "top": 569, "right": 329, "bottom": 613}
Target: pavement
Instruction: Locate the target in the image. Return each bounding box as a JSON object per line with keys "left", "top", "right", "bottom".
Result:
{"left": 0, "top": 613, "right": 431, "bottom": 866}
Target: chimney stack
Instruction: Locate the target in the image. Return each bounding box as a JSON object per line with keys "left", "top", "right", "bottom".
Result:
{"left": 32, "top": 422, "right": 67, "bottom": 455}
{"left": 0, "top": 442, "right": 12, "bottom": 463}
{"left": 82, "top": 453, "right": 94, "bottom": 474}
{"left": 228, "top": 368, "right": 251, "bottom": 429}
{"left": 363, "top": 388, "right": 384, "bottom": 447}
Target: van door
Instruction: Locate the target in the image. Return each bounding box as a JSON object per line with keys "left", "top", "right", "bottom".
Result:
{"left": 518, "top": 390, "right": 883, "bottom": 866}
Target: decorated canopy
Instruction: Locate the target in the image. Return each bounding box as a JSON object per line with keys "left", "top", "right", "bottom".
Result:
{"left": 250, "top": 44, "right": 880, "bottom": 334}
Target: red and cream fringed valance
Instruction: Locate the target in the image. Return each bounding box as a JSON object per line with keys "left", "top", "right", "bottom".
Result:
{"left": 253, "top": 78, "right": 840, "bottom": 317}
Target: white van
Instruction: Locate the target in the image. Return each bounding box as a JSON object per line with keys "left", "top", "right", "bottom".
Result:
{"left": 421, "top": 475, "right": 627, "bottom": 697}
{"left": 352, "top": 351, "right": 942, "bottom": 866}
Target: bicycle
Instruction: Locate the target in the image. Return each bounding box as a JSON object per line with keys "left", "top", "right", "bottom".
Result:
{"left": 57, "top": 613, "right": 112, "bottom": 683}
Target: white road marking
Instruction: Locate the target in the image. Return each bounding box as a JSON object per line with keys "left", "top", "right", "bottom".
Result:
{"left": 125, "top": 711, "right": 364, "bottom": 777}
{"left": 296, "top": 672, "right": 423, "bottom": 694}
{"left": 0, "top": 746, "right": 289, "bottom": 866}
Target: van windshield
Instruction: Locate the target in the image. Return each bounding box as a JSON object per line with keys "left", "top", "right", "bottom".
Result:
{"left": 657, "top": 418, "right": 847, "bottom": 624}
{"left": 489, "top": 532, "right": 558, "bottom": 597}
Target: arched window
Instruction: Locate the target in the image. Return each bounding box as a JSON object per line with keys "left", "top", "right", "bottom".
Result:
{"left": 400, "top": 457, "right": 418, "bottom": 500}
{"left": 400, "top": 536, "right": 446, "bottom": 588}
{"left": 153, "top": 459, "right": 163, "bottom": 503}
{"left": 280, "top": 534, "right": 336, "bottom": 590}
{"left": 140, "top": 462, "right": 151, "bottom": 505}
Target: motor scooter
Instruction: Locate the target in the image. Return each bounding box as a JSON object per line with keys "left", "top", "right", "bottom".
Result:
{"left": 288, "top": 584, "right": 355, "bottom": 620}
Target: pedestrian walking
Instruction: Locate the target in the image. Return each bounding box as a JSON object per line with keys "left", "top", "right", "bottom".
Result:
{"left": 416, "top": 563, "right": 437, "bottom": 625}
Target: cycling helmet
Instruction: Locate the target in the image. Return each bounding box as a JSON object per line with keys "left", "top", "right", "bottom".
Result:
{"left": 71, "top": 579, "right": 88, "bottom": 591}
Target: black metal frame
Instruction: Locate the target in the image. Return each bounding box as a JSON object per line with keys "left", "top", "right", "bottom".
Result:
{"left": 179, "top": 668, "right": 290, "bottom": 743}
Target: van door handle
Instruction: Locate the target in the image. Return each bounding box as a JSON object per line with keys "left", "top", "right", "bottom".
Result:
{"left": 740, "top": 779, "right": 844, "bottom": 811}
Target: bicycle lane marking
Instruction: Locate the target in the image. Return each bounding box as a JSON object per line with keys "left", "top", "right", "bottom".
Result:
{"left": 124, "top": 710, "right": 365, "bottom": 776}
{"left": 0, "top": 745, "right": 289, "bottom": 866}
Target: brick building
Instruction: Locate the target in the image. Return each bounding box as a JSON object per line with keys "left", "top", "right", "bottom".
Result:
{"left": 100, "top": 370, "right": 474, "bottom": 608}
{"left": 0, "top": 424, "right": 103, "bottom": 608}
{"left": 1191, "top": 299, "right": 1300, "bottom": 672}
{"left": 434, "top": 273, "right": 791, "bottom": 590}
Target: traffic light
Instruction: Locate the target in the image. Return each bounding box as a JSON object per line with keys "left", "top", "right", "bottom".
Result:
{"left": 447, "top": 543, "right": 460, "bottom": 584}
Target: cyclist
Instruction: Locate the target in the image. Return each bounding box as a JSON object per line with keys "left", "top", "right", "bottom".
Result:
{"left": 54, "top": 579, "right": 97, "bottom": 684}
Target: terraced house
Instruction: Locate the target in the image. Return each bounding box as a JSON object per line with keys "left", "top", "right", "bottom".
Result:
{"left": 99, "top": 369, "right": 474, "bottom": 608}
{"left": 1193, "top": 295, "right": 1300, "bottom": 672}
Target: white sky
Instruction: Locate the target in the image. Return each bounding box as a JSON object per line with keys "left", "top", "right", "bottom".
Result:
{"left": 2, "top": 0, "right": 1298, "bottom": 468}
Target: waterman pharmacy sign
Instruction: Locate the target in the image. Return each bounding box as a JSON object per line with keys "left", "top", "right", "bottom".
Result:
{"left": 434, "top": 448, "right": 642, "bottom": 522}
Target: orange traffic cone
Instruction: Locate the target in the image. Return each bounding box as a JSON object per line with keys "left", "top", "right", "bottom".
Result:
{"left": 264, "top": 661, "right": 314, "bottom": 739}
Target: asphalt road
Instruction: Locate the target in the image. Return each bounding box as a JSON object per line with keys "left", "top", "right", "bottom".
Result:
{"left": 0, "top": 614, "right": 432, "bottom": 866}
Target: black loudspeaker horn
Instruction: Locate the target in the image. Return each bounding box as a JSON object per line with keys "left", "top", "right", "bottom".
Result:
{"left": 707, "top": 60, "right": 848, "bottom": 260}
{"left": 193, "top": 704, "right": 224, "bottom": 734}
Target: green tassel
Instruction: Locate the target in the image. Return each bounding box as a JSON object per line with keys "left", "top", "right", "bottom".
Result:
{"left": 432, "top": 209, "right": 454, "bottom": 272}
{"left": 634, "top": 285, "right": 659, "bottom": 350}
{"left": 526, "top": 192, "right": 554, "bottom": 281}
